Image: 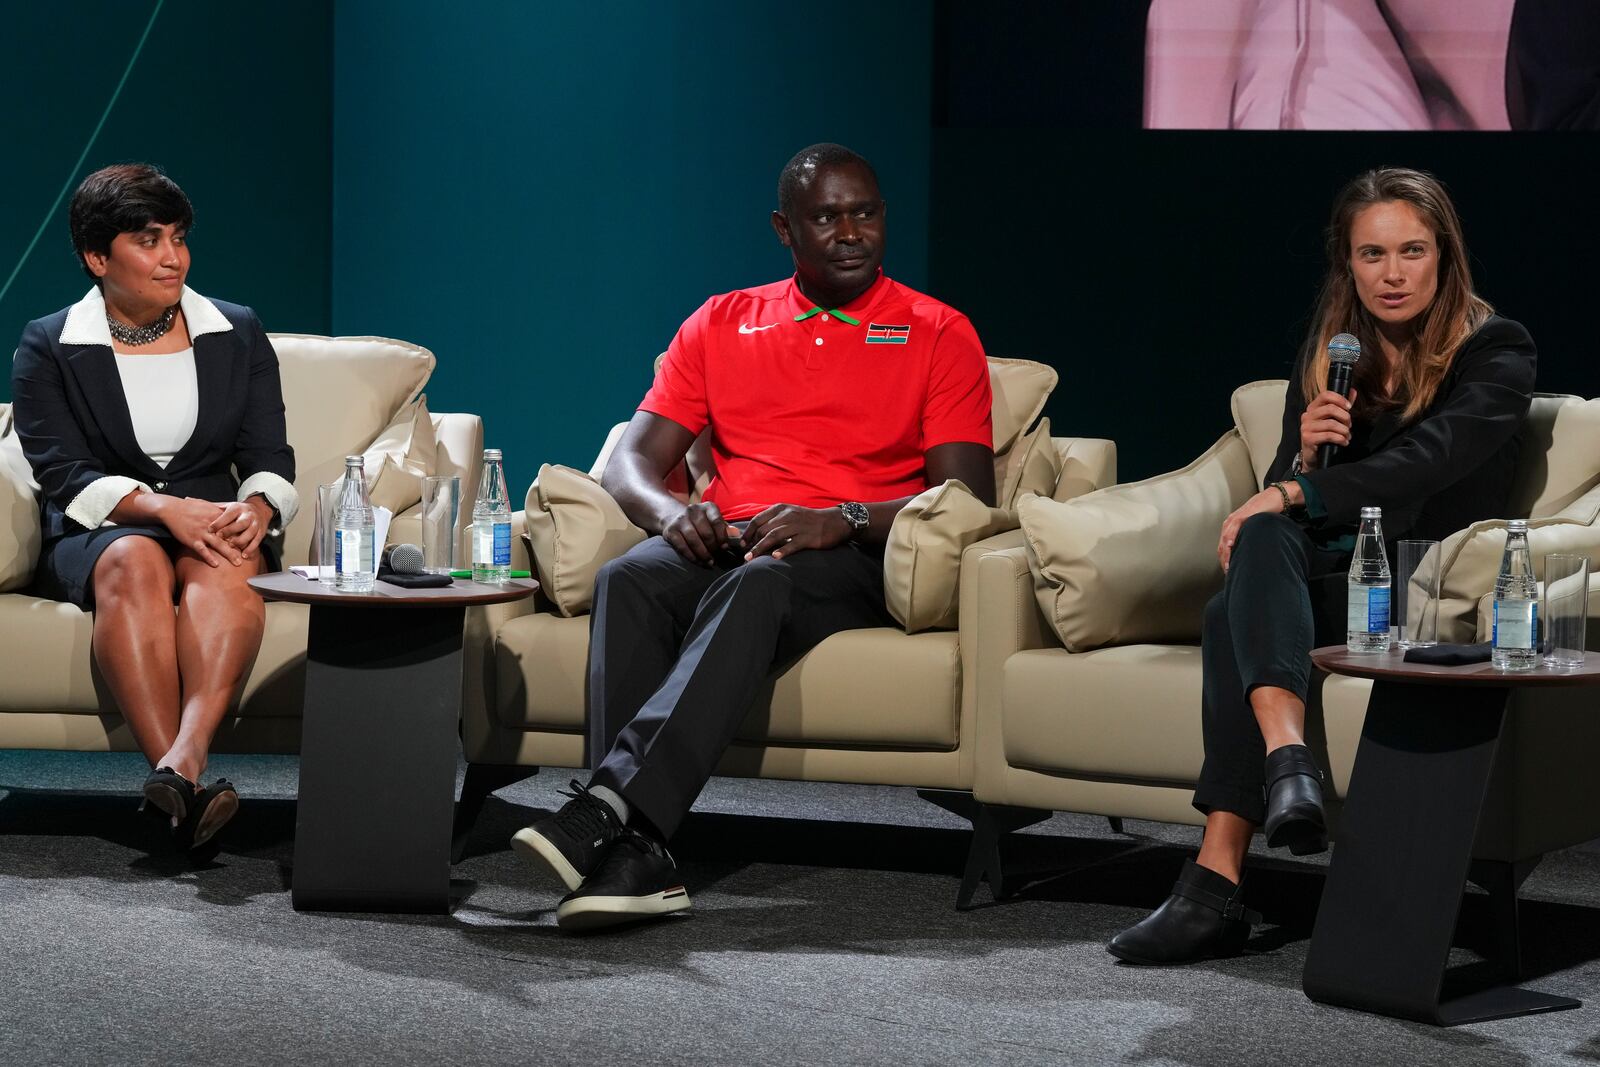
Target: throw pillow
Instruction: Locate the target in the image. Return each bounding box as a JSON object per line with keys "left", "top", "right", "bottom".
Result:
{"left": 0, "top": 420, "right": 41, "bottom": 592}
{"left": 885, "top": 479, "right": 1012, "bottom": 633}
{"left": 1021, "top": 430, "right": 1258, "bottom": 651}
{"left": 525, "top": 464, "right": 646, "bottom": 617}
{"left": 999, "top": 417, "right": 1063, "bottom": 511}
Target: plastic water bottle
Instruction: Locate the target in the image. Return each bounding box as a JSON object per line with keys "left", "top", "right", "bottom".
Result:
{"left": 1347, "top": 506, "right": 1392, "bottom": 654}
{"left": 472, "top": 448, "right": 512, "bottom": 584}
{"left": 333, "top": 455, "right": 375, "bottom": 592}
{"left": 1492, "top": 519, "right": 1539, "bottom": 671}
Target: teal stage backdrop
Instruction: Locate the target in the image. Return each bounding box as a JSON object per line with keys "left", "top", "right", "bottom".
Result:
{"left": 2, "top": 1, "right": 929, "bottom": 500}
{"left": 0, "top": 1, "right": 333, "bottom": 373}
{"left": 331, "top": 1, "right": 933, "bottom": 495}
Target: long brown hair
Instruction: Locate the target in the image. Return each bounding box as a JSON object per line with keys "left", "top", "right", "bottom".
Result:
{"left": 1300, "top": 167, "right": 1492, "bottom": 423}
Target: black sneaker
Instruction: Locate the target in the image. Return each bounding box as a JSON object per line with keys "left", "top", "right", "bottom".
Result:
{"left": 555, "top": 827, "right": 691, "bottom": 932}
{"left": 510, "top": 780, "right": 625, "bottom": 891}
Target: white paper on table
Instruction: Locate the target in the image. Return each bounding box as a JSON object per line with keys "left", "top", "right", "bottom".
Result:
{"left": 289, "top": 505, "right": 392, "bottom": 581}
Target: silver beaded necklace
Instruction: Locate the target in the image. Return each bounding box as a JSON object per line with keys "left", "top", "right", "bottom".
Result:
{"left": 106, "top": 304, "right": 178, "bottom": 346}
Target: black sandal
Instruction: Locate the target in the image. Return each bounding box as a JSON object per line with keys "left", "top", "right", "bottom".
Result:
{"left": 183, "top": 778, "right": 240, "bottom": 850}
{"left": 142, "top": 766, "right": 197, "bottom": 823}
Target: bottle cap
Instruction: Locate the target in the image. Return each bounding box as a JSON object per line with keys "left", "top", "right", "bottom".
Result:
{"left": 344, "top": 454, "right": 363, "bottom": 466}
{"left": 1506, "top": 518, "right": 1529, "bottom": 532}
{"left": 483, "top": 448, "right": 503, "bottom": 460}
{"left": 1360, "top": 506, "right": 1382, "bottom": 518}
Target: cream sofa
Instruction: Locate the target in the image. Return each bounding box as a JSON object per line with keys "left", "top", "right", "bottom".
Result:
{"left": 453, "top": 358, "right": 1117, "bottom": 844}
{"left": 0, "top": 334, "right": 482, "bottom": 755}
{"left": 962, "top": 382, "right": 1600, "bottom": 914}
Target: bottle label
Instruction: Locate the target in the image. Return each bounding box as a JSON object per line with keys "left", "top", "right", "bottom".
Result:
{"left": 475, "top": 521, "right": 512, "bottom": 568}
{"left": 1493, "top": 600, "right": 1538, "bottom": 651}
{"left": 493, "top": 520, "right": 511, "bottom": 566}
{"left": 1347, "top": 585, "right": 1390, "bottom": 633}
{"left": 336, "top": 529, "right": 367, "bottom": 576}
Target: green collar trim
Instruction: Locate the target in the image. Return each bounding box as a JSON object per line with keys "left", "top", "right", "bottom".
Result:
{"left": 794, "top": 306, "right": 861, "bottom": 326}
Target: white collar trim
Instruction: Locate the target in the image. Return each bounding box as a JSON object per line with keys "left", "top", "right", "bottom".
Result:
{"left": 59, "top": 285, "right": 234, "bottom": 347}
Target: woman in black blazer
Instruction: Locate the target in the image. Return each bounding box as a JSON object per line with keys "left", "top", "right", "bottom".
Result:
{"left": 1109, "top": 167, "right": 1537, "bottom": 965}
{"left": 10, "top": 164, "right": 297, "bottom": 849}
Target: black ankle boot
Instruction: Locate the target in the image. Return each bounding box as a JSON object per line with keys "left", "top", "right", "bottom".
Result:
{"left": 1263, "top": 744, "right": 1327, "bottom": 855}
{"left": 1107, "top": 859, "right": 1259, "bottom": 965}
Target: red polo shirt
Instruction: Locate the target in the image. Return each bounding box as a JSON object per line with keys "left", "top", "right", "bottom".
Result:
{"left": 640, "top": 272, "right": 993, "bottom": 521}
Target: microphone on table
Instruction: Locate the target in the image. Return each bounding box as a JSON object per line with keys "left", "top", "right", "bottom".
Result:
{"left": 378, "top": 542, "right": 451, "bottom": 587}
{"left": 1318, "top": 333, "right": 1362, "bottom": 470}
{"left": 380, "top": 542, "right": 425, "bottom": 575}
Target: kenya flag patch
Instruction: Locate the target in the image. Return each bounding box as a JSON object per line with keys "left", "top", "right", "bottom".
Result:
{"left": 865, "top": 323, "right": 911, "bottom": 344}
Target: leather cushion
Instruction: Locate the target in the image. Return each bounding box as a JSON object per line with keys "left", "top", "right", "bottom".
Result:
{"left": 1021, "top": 430, "right": 1257, "bottom": 651}
{"left": 999, "top": 416, "right": 1063, "bottom": 511}
{"left": 1229, "top": 379, "right": 1289, "bottom": 488}
{"left": 523, "top": 465, "right": 647, "bottom": 617}
{"left": 269, "top": 333, "right": 435, "bottom": 480}
{"left": 1513, "top": 394, "right": 1600, "bottom": 519}
{"left": 494, "top": 613, "right": 962, "bottom": 748}
{"left": 885, "top": 479, "right": 1012, "bottom": 633}
{"left": 1000, "top": 643, "right": 1371, "bottom": 797}
{"left": 989, "top": 357, "right": 1058, "bottom": 497}
{"left": 0, "top": 595, "right": 309, "bottom": 716}
{"left": 0, "top": 415, "right": 40, "bottom": 593}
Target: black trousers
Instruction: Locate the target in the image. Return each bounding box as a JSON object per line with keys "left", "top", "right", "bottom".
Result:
{"left": 587, "top": 534, "right": 894, "bottom": 839}
{"left": 1192, "top": 513, "right": 1353, "bottom": 825}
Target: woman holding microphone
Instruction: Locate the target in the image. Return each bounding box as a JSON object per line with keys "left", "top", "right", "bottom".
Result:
{"left": 11, "top": 164, "right": 297, "bottom": 849}
{"left": 1109, "top": 167, "right": 1536, "bottom": 964}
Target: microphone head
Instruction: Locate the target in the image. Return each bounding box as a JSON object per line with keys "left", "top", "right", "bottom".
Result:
{"left": 385, "top": 542, "right": 425, "bottom": 574}
{"left": 1328, "top": 332, "right": 1361, "bottom": 366}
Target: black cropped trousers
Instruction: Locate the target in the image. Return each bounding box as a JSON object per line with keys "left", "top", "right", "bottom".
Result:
{"left": 1192, "top": 513, "right": 1353, "bottom": 825}
{"left": 586, "top": 533, "right": 894, "bottom": 840}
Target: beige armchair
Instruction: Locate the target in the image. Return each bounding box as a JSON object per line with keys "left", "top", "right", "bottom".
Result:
{"left": 453, "top": 357, "right": 1117, "bottom": 847}
{"left": 962, "top": 383, "right": 1600, "bottom": 914}
{"left": 0, "top": 334, "right": 481, "bottom": 755}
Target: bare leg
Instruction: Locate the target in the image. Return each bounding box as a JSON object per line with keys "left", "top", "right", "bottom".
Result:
{"left": 1250, "top": 684, "right": 1306, "bottom": 754}
{"left": 160, "top": 550, "right": 267, "bottom": 783}
{"left": 1195, "top": 809, "right": 1255, "bottom": 883}
{"left": 90, "top": 537, "right": 180, "bottom": 767}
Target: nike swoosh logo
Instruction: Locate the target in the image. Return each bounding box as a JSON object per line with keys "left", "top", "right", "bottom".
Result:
{"left": 739, "top": 322, "right": 780, "bottom": 334}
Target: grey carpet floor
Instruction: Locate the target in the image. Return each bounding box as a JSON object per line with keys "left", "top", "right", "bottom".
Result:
{"left": 3, "top": 751, "right": 1600, "bottom": 1066}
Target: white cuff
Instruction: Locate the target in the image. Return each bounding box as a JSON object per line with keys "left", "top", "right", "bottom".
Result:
{"left": 66, "top": 475, "right": 153, "bottom": 529}
{"left": 237, "top": 471, "right": 299, "bottom": 531}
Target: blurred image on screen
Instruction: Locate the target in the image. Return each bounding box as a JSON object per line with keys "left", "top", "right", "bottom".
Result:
{"left": 1144, "top": 0, "right": 1600, "bottom": 131}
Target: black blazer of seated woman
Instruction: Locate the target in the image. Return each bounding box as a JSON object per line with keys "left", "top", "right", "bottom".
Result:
{"left": 1266, "top": 314, "right": 1537, "bottom": 550}
{"left": 13, "top": 284, "right": 298, "bottom": 602}
{"left": 1107, "top": 166, "right": 1537, "bottom": 968}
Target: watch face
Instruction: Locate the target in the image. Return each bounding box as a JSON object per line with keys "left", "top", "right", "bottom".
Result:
{"left": 841, "top": 502, "right": 869, "bottom": 530}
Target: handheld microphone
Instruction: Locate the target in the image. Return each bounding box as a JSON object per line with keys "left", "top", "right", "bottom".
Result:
{"left": 380, "top": 542, "right": 425, "bottom": 575}
{"left": 1318, "top": 333, "right": 1361, "bottom": 470}
{"left": 377, "top": 541, "right": 452, "bottom": 587}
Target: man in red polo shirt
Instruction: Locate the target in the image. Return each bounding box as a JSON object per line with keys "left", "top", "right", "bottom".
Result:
{"left": 512, "top": 143, "right": 996, "bottom": 931}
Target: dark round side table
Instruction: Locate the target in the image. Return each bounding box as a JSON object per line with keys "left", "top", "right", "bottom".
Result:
{"left": 1303, "top": 645, "right": 1600, "bottom": 1026}
{"left": 250, "top": 572, "right": 537, "bottom": 913}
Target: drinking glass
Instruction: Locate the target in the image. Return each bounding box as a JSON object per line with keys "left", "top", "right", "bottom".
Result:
{"left": 1542, "top": 554, "right": 1590, "bottom": 669}
{"left": 421, "top": 475, "right": 460, "bottom": 575}
{"left": 1395, "top": 539, "right": 1441, "bottom": 649}
{"left": 313, "top": 481, "right": 341, "bottom": 586}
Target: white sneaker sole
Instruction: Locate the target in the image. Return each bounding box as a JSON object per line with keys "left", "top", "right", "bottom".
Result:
{"left": 556, "top": 887, "right": 692, "bottom": 932}
{"left": 510, "top": 827, "right": 584, "bottom": 892}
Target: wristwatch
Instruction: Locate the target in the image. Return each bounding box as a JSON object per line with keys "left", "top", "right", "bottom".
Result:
{"left": 838, "top": 501, "right": 869, "bottom": 539}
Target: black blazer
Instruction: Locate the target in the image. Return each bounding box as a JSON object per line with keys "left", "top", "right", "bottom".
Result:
{"left": 10, "top": 291, "right": 296, "bottom": 542}
{"left": 1264, "top": 315, "right": 1537, "bottom": 544}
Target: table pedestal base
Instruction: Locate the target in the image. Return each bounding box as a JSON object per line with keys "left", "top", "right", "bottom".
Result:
{"left": 1302, "top": 680, "right": 1581, "bottom": 1024}
{"left": 292, "top": 603, "right": 465, "bottom": 913}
